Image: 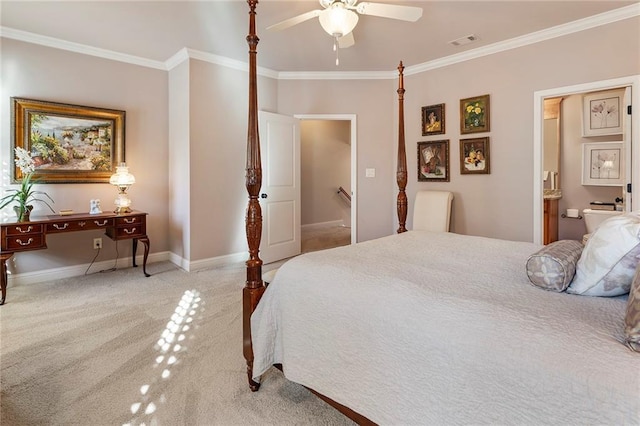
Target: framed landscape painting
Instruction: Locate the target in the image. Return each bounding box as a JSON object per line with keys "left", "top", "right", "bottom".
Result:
{"left": 417, "top": 140, "right": 450, "bottom": 182}
{"left": 11, "top": 98, "right": 125, "bottom": 183}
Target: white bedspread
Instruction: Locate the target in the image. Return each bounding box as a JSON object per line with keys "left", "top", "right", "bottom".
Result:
{"left": 251, "top": 231, "right": 639, "bottom": 425}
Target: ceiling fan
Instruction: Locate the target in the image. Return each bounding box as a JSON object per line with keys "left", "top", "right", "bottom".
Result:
{"left": 267, "top": 0, "right": 423, "bottom": 64}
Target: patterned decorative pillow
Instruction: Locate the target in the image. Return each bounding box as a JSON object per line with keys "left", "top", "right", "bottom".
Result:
{"left": 526, "top": 240, "right": 583, "bottom": 292}
{"left": 625, "top": 265, "right": 640, "bottom": 352}
{"left": 568, "top": 212, "right": 640, "bottom": 296}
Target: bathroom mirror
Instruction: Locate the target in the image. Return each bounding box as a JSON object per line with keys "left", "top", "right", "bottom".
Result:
{"left": 543, "top": 97, "right": 562, "bottom": 190}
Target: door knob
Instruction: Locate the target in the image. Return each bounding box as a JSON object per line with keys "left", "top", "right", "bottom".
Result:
{"left": 261, "top": 193, "right": 268, "bottom": 199}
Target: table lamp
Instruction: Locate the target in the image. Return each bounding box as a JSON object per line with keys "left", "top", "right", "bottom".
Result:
{"left": 109, "top": 163, "right": 136, "bottom": 213}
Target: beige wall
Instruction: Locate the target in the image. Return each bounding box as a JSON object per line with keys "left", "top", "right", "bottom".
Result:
{"left": 1, "top": 15, "right": 638, "bottom": 278}
{"left": 402, "top": 16, "right": 639, "bottom": 242}
{"left": 1, "top": 38, "right": 169, "bottom": 275}
{"left": 277, "top": 79, "right": 396, "bottom": 242}
{"left": 300, "top": 120, "right": 351, "bottom": 226}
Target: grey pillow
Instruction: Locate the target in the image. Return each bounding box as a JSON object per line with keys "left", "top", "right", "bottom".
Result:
{"left": 625, "top": 265, "right": 640, "bottom": 352}
{"left": 526, "top": 240, "right": 583, "bottom": 292}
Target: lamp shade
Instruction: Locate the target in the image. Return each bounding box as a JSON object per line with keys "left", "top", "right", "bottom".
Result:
{"left": 109, "top": 163, "right": 136, "bottom": 187}
{"left": 319, "top": 2, "right": 358, "bottom": 37}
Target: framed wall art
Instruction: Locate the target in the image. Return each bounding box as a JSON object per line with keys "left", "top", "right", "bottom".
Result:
{"left": 417, "top": 140, "right": 450, "bottom": 182}
{"left": 582, "top": 89, "right": 624, "bottom": 137}
{"left": 460, "top": 94, "right": 490, "bottom": 134}
{"left": 11, "top": 97, "right": 125, "bottom": 183}
{"left": 460, "top": 137, "right": 490, "bottom": 175}
{"left": 581, "top": 141, "right": 623, "bottom": 186}
{"left": 421, "top": 103, "right": 445, "bottom": 136}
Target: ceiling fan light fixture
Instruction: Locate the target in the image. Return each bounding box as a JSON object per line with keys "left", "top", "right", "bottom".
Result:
{"left": 319, "top": 3, "right": 359, "bottom": 37}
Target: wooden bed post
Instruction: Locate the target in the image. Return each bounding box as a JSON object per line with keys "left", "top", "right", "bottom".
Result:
{"left": 396, "top": 62, "right": 408, "bottom": 233}
{"left": 243, "top": 0, "right": 265, "bottom": 392}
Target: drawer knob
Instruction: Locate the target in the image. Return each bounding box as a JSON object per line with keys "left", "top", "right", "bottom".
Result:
{"left": 16, "top": 238, "right": 34, "bottom": 246}
{"left": 124, "top": 228, "right": 137, "bottom": 235}
{"left": 53, "top": 223, "right": 69, "bottom": 230}
{"left": 16, "top": 226, "right": 33, "bottom": 234}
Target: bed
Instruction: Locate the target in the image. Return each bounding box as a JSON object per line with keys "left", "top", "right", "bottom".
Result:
{"left": 241, "top": 2, "right": 639, "bottom": 424}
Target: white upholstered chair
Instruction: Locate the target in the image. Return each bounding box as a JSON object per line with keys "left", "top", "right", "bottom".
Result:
{"left": 412, "top": 190, "right": 454, "bottom": 232}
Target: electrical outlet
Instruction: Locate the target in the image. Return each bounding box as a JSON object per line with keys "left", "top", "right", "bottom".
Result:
{"left": 93, "top": 238, "right": 103, "bottom": 250}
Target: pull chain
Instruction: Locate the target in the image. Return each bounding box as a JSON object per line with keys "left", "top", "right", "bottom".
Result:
{"left": 333, "top": 36, "right": 340, "bottom": 66}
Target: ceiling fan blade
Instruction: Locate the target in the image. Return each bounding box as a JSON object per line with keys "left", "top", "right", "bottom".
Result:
{"left": 338, "top": 31, "right": 355, "bottom": 48}
{"left": 267, "top": 10, "right": 322, "bottom": 32}
{"left": 354, "top": 2, "right": 422, "bottom": 22}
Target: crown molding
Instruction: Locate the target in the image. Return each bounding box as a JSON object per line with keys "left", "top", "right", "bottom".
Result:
{"left": 1, "top": 4, "right": 638, "bottom": 79}
{"left": 0, "top": 27, "right": 167, "bottom": 70}
{"left": 405, "top": 3, "right": 640, "bottom": 76}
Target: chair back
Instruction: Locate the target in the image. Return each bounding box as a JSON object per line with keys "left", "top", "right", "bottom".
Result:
{"left": 413, "top": 191, "right": 454, "bottom": 232}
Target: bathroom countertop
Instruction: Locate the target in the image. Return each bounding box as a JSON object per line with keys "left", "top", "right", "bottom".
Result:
{"left": 543, "top": 189, "right": 562, "bottom": 200}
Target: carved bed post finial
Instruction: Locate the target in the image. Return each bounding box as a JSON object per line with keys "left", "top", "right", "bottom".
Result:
{"left": 244, "top": 0, "right": 265, "bottom": 392}
{"left": 396, "top": 61, "right": 408, "bottom": 233}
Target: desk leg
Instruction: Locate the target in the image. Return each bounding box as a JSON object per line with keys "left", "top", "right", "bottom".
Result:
{"left": 1, "top": 253, "right": 14, "bottom": 306}
{"left": 132, "top": 237, "right": 151, "bottom": 277}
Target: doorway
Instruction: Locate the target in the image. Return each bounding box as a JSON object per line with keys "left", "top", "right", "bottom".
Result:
{"left": 295, "top": 114, "right": 357, "bottom": 251}
{"left": 533, "top": 75, "right": 640, "bottom": 244}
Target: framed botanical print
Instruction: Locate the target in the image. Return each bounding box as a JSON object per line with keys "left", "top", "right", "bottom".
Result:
{"left": 581, "top": 142, "right": 623, "bottom": 186}
{"left": 460, "top": 94, "right": 490, "bottom": 134}
{"left": 417, "top": 140, "right": 450, "bottom": 182}
{"left": 422, "top": 103, "right": 445, "bottom": 136}
{"left": 582, "top": 89, "right": 624, "bottom": 137}
{"left": 460, "top": 137, "right": 490, "bottom": 175}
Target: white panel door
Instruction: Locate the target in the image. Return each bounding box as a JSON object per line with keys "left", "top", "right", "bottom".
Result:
{"left": 258, "top": 111, "right": 301, "bottom": 264}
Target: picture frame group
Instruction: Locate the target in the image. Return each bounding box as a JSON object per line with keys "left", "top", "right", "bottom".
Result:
{"left": 11, "top": 97, "right": 126, "bottom": 184}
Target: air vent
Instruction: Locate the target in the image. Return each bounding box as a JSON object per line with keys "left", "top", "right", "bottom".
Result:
{"left": 449, "top": 34, "right": 479, "bottom": 47}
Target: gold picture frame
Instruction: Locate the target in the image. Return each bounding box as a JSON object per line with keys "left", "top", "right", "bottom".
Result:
{"left": 417, "top": 140, "right": 450, "bottom": 182}
{"left": 421, "top": 103, "right": 445, "bottom": 136}
{"left": 460, "top": 137, "right": 490, "bottom": 175}
{"left": 460, "top": 94, "right": 490, "bottom": 134}
{"left": 11, "top": 97, "right": 125, "bottom": 183}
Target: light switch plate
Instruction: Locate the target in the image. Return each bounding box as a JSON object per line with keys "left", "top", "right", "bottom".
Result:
{"left": 365, "top": 168, "right": 376, "bottom": 178}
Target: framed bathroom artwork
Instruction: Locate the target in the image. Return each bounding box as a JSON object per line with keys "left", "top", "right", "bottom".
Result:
{"left": 581, "top": 141, "right": 624, "bottom": 186}
{"left": 581, "top": 89, "right": 624, "bottom": 137}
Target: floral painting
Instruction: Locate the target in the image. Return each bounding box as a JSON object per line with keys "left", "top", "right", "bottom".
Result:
{"left": 460, "top": 94, "right": 490, "bottom": 134}
{"left": 582, "top": 89, "right": 623, "bottom": 137}
{"left": 12, "top": 98, "right": 125, "bottom": 183}
{"left": 460, "top": 137, "right": 490, "bottom": 175}
{"left": 417, "top": 140, "right": 449, "bottom": 182}
{"left": 581, "top": 142, "right": 623, "bottom": 186}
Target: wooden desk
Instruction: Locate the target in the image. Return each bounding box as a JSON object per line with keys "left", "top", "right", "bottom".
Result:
{"left": 0, "top": 211, "right": 150, "bottom": 305}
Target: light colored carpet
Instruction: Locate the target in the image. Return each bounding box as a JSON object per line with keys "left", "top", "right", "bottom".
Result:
{"left": 0, "top": 261, "right": 355, "bottom": 425}
{"left": 301, "top": 224, "right": 350, "bottom": 254}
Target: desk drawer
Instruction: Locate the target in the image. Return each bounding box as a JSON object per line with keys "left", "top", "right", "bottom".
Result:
{"left": 46, "top": 218, "right": 114, "bottom": 233}
{"left": 5, "top": 223, "right": 44, "bottom": 236}
{"left": 4, "top": 234, "right": 46, "bottom": 251}
{"left": 109, "top": 225, "right": 145, "bottom": 239}
{"left": 115, "top": 216, "right": 145, "bottom": 226}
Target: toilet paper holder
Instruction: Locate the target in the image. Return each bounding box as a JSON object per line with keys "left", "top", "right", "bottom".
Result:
{"left": 561, "top": 209, "right": 582, "bottom": 220}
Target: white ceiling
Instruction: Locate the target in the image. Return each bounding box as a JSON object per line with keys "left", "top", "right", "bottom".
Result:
{"left": 0, "top": 1, "right": 637, "bottom": 73}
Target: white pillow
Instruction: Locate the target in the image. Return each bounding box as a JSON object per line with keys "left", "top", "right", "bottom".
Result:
{"left": 567, "top": 212, "right": 640, "bottom": 296}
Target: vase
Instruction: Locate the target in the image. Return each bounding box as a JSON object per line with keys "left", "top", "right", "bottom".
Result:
{"left": 13, "top": 205, "right": 33, "bottom": 222}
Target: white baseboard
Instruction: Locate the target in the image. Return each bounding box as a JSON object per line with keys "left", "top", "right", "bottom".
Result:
{"left": 7, "top": 250, "right": 248, "bottom": 285}
{"left": 7, "top": 251, "right": 171, "bottom": 286}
